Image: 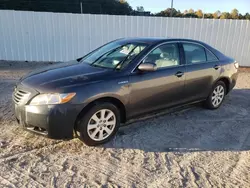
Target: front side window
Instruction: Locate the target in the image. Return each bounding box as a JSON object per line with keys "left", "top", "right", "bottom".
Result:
{"left": 183, "top": 43, "right": 206, "bottom": 64}
{"left": 144, "top": 43, "right": 180, "bottom": 68}
{"left": 80, "top": 41, "right": 147, "bottom": 69}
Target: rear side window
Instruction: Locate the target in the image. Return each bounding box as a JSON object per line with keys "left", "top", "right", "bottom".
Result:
{"left": 183, "top": 43, "right": 206, "bottom": 64}
{"left": 206, "top": 49, "right": 218, "bottom": 61}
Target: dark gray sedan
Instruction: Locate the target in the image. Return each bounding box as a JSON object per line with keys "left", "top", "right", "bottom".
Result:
{"left": 13, "top": 38, "right": 238, "bottom": 146}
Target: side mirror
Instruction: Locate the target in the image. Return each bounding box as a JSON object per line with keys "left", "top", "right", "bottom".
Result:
{"left": 138, "top": 63, "right": 157, "bottom": 72}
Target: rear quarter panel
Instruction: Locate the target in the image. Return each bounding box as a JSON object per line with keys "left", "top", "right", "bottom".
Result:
{"left": 202, "top": 42, "right": 238, "bottom": 91}
{"left": 219, "top": 58, "right": 238, "bottom": 91}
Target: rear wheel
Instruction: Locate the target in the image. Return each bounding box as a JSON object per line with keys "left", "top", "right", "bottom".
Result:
{"left": 75, "top": 103, "right": 120, "bottom": 146}
{"left": 205, "top": 81, "right": 226, "bottom": 109}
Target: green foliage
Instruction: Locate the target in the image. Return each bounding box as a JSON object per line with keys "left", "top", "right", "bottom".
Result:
{"left": 136, "top": 6, "right": 144, "bottom": 12}
{"left": 204, "top": 13, "right": 213, "bottom": 19}
{"left": 195, "top": 10, "right": 203, "bottom": 18}
{"left": 188, "top": 9, "right": 195, "bottom": 14}
{"left": 213, "top": 11, "right": 221, "bottom": 19}
{"left": 245, "top": 13, "right": 250, "bottom": 20}
{"left": 0, "top": 1, "right": 249, "bottom": 20}
{"left": 155, "top": 8, "right": 178, "bottom": 17}
{"left": 238, "top": 14, "right": 244, "bottom": 19}
{"left": 220, "top": 12, "right": 231, "bottom": 19}
{"left": 80, "top": 0, "right": 133, "bottom": 15}
{"left": 231, "top": 8, "right": 239, "bottom": 19}
{"left": 155, "top": 8, "right": 249, "bottom": 20}
{"left": 0, "top": 0, "right": 133, "bottom": 15}
{"left": 183, "top": 13, "right": 198, "bottom": 18}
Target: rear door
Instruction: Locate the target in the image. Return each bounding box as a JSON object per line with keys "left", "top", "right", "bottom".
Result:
{"left": 181, "top": 42, "right": 220, "bottom": 102}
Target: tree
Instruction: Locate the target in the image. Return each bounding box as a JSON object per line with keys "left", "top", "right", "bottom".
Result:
{"left": 231, "top": 8, "right": 239, "bottom": 19}
{"left": 220, "top": 12, "right": 231, "bottom": 19}
{"left": 183, "top": 13, "right": 198, "bottom": 18}
{"left": 136, "top": 6, "right": 145, "bottom": 12}
{"left": 204, "top": 13, "right": 213, "bottom": 19}
{"left": 238, "top": 14, "right": 244, "bottom": 19}
{"left": 188, "top": 9, "right": 195, "bottom": 14}
{"left": 183, "top": 10, "right": 188, "bottom": 15}
{"left": 182, "top": 8, "right": 196, "bottom": 17}
{"left": 0, "top": 0, "right": 133, "bottom": 15}
{"left": 195, "top": 9, "right": 203, "bottom": 18}
{"left": 155, "top": 7, "right": 249, "bottom": 20}
{"left": 245, "top": 13, "right": 250, "bottom": 20}
{"left": 176, "top": 10, "right": 183, "bottom": 17}
{"left": 213, "top": 10, "right": 221, "bottom": 19}
{"left": 155, "top": 8, "right": 178, "bottom": 17}
{"left": 80, "top": 0, "right": 133, "bottom": 15}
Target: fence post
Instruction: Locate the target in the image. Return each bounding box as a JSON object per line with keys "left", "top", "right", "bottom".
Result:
{"left": 80, "top": 2, "right": 83, "bottom": 14}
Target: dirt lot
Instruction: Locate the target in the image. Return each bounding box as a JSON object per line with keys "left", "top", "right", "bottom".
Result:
{"left": 0, "top": 61, "right": 250, "bottom": 187}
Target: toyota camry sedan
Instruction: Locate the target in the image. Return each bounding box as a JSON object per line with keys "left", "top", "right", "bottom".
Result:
{"left": 13, "top": 38, "right": 238, "bottom": 146}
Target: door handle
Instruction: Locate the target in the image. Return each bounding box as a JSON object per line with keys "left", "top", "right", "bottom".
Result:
{"left": 214, "top": 65, "right": 221, "bottom": 70}
{"left": 175, "top": 71, "right": 184, "bottom": 78}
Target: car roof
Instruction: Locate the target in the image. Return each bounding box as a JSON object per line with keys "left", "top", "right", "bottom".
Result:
{"left": 116, "top": 37, "right": 167, "bottom": 45}
{"left": 116, "top": 37, "right": 204, "bottom": 45}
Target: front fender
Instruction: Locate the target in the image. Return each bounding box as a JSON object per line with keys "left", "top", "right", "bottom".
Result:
{"left": 71, "top": 77, "right": 130, "bottom": 109}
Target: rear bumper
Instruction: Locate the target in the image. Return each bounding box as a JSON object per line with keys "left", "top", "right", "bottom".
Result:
{"left": 228, "top": 72, "right": 238, "bottom": 92}
{"left": 14, "top": 103, "right": 83, "bottom": 139}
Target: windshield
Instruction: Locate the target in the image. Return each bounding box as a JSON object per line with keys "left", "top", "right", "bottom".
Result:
{"left": 80, "top": 41, "right": 148, "bottom": 69}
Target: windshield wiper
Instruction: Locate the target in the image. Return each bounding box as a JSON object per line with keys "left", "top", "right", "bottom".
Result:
{"left": 114, "top": 45, "right": 138, "bottom": 70}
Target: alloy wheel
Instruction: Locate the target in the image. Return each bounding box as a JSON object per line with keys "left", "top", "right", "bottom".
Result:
{"left": 211, "top": 85, "right": 225, "bottom": 107}
{"left": 87, "top": 109, "right": 116, "bottom": 141}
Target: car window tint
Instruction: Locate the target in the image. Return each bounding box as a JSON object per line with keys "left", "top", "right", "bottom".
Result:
{"left": 206, "top": 49, "right": 218, "bottom": 61}
{"left": 183, "top": 43, "right": 206, "bottom": 64}
{"left": 144, "top": 43, "right": 180, "bottom": 68}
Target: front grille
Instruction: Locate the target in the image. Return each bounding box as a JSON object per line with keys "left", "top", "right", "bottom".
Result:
{"left": 13, "top": 88, "right": 30, "bottom": 104}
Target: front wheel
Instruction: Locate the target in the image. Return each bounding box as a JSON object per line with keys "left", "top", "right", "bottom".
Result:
{"left": 75, "top": 103, "right": 120, "bottom": 146}
{"left": 205, "top": 81, "right": 226, "bottom": 109}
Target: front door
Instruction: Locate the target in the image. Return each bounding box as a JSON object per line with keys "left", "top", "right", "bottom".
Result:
{"left": 127, "top": 43, "right": 186, "bottom": 118}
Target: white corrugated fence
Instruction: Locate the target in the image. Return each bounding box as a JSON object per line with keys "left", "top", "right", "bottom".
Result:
{"left": 0, "top": 10, "right": 249, "bottom": 66}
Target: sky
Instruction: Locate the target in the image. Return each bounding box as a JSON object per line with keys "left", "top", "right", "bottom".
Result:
{"left": 127, "top": 0, "right": 250, "bottom": 14}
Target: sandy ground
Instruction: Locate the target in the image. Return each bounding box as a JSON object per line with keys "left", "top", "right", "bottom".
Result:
{"left": 0, "top": 61, "right": 250, "bottom": 187}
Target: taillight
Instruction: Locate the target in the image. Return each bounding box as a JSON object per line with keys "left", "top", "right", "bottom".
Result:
{"left": 234, "top": 62, "right": 239, "bottom": 69}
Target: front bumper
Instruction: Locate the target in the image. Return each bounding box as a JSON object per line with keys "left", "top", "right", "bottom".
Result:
{"left": 14, "top": 103, "right": 83, "bottom": 139}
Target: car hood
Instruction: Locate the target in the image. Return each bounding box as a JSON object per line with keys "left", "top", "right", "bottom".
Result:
{"left": 21, "top": 60, "right": 111, "bottom": 93}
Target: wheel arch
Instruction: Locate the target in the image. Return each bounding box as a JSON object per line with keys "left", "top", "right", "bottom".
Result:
{"left": 216, "top": 77, "right": 231, "bottom": 94}
{"left": 75, "top": 96, "right": 127, "bottom": 130}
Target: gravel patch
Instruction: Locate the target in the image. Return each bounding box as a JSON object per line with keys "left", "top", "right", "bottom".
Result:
{"left": 0, "top": 61, "right": 250, "bottom": 187}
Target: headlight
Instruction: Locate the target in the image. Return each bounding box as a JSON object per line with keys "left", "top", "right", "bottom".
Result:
{"left": 30, "top": 93, "right": 76, "bottom": 105}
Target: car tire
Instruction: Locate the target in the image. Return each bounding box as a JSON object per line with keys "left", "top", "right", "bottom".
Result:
{"left": 75, "top": 102, "right": 120, "bottom": 146}
{"left": 204, "top": 81, "right": 226, "bottom": 109}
